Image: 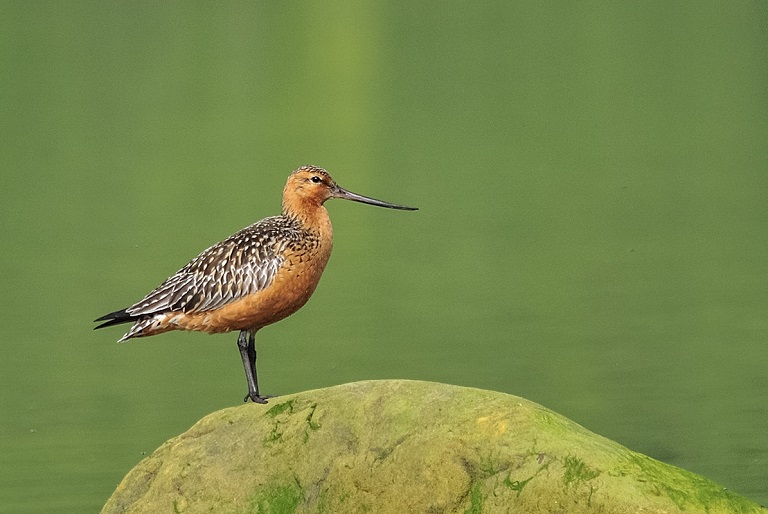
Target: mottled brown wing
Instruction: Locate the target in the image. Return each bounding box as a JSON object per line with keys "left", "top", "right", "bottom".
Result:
{"left": 125, "top": 218, "right": 291, "bottom": 316}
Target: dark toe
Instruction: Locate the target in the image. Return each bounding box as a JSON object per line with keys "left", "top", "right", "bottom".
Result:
{"left": 244, "top": 393, "right": 274, "bottom": 404}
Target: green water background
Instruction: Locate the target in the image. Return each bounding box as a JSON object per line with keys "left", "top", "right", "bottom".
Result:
{"left": 1, "top": 2, "right": 766, "bottom": 511}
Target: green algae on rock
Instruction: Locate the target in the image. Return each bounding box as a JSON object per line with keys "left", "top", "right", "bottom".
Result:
{"left": 101, "top": 380, "right": 765, "bottom": 514}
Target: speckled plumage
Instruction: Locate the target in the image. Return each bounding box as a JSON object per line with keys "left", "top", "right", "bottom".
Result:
{"left": 95, "top": 165, "right": 416, "bottom": 402}
{"left": 116, "top": 214, "right": 326, "bottom": 341}
{"left": 129, "top": 217, "right": 294, "bottom": 315}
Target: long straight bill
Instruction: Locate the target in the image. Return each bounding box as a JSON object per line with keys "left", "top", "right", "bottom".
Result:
{"left": 333, "top": 186, "right": 418, "bottom": 211}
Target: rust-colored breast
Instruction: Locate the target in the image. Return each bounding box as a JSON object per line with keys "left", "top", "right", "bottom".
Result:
{"left": 121, "top": 210, "right": 334, "bottom": 339}
{"left": 176, "top": 239, "right": 332, "bottom": 333}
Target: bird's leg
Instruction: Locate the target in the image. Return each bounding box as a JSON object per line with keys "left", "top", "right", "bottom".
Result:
{"left": 237, "top": 329, "right": 270, "bottom": 404}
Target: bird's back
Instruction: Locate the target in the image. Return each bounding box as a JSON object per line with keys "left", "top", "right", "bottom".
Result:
{"left": 97, "top": 213, "right": 333, "bottom": 340}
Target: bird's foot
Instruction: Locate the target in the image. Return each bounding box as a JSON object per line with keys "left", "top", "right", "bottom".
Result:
{"left": 244, "top": 392, "right": 274, "bottom": 404}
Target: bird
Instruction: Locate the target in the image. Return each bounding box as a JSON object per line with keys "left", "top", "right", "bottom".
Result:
{"left": 94, "top": 165, "right": 417, "bottom": 403}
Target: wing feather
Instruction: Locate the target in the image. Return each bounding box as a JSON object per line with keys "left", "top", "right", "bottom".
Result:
{"left": 126, "top": 217, "right": 295, "bottom": 317}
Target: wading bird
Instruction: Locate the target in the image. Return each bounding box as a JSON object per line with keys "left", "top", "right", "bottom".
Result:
{"left": 94, "top": 165, "right": 417, "bottom": 403}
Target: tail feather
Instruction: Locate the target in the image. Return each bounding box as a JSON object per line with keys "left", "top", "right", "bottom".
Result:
{"left": 93, "top": 308, "right": 137, "bottom": 330}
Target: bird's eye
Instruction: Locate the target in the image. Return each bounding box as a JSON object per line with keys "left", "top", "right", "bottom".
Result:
{"left": 310, "top": 176, "right": 322, "bottom": 184}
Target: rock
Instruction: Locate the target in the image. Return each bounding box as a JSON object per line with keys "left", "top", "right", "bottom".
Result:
{"left": 102, "top": 380, "right": 764, "bottom": 514}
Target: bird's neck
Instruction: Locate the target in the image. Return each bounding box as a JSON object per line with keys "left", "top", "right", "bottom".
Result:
{"left": 282, "top": 201, "right": 333, "bottom": 240}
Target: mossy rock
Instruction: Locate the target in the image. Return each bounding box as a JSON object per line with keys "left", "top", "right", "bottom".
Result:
{"left": 102, "top": 380, "right": 764, "bottom": 514}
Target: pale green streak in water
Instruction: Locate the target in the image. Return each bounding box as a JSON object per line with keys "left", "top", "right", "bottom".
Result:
{"left": 1, "top": 2, "right": 766, "bottom": 511}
